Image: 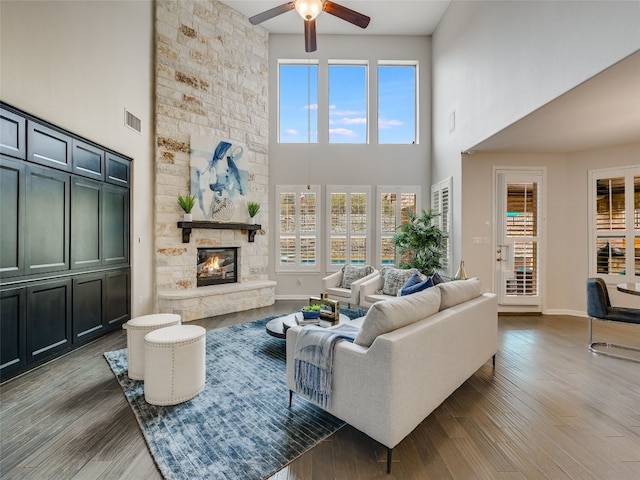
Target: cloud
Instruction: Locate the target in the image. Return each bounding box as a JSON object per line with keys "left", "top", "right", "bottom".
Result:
{"left": 329, "top": 108, "right": 362, "bottom": 117}
{"left": 304, "top": 104, "right": 318, "bottom": 110}
{"left": 329, "top": 128, "right": 357, "bottom": 138}
{"left": 378, "top": 118, "right": 403, "bottom": 129}
{"left": 337, "top": 117, "right": 367, "bottom": 125}
{"left": 284, "top": 129, "right": 298, "bottom": 135}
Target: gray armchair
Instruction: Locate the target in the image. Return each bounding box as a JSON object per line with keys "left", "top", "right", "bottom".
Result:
{"left": 586, "top": 277, "right": 640, "bottom": 363}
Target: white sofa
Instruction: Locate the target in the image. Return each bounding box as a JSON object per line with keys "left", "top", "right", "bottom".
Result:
{"left": 286, "top": 279, "right": 497, "bottom": 473}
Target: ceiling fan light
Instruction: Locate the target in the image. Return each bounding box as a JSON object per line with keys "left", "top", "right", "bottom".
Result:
{"left": 295, "top": 0, "right": 323, "bottom": 21}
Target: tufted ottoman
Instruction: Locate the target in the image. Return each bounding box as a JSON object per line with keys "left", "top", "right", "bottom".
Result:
{"left": 123, "top": 313, "right": 182, "bottom": 380}
{"left": 143, "top": 324, "right": 207, "bottom": 406}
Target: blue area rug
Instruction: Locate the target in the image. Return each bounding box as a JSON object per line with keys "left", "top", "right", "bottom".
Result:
{"left": 104, "top": 308, "right": 363, "bottom": 480}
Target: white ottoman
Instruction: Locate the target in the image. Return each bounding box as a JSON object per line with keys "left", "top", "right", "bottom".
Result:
{"left": 143, "top": 325, "right": 206, "bottom": 406}
{"left": 123, "top": 313, "right": 181, "bottom": 380}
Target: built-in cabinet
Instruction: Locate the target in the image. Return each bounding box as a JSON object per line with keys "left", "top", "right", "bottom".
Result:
{"left": 0, "top": 103, "right": 131, "bottom": 382}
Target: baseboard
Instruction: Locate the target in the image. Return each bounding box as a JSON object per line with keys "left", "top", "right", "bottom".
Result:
{"left": 542, "top": 309, "right": 587, "bottom": 317}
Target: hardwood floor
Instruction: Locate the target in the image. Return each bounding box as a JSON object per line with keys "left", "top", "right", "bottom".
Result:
{"left": 1, "top": 303, "right": 639, "bottom": 479}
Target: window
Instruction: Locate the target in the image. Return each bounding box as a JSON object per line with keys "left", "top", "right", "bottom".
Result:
{"left": 275, "top": 185, "right": 321, "bottom": 271}
{"left": 589, "top": 166, "right": 640, "bottom": 281}
{"left": 326, "top": 186, "right": 371, "bottom": 270}
{"left": 328, "top": 62, "right": 368, "bottom": 144}
{"left": 377, "top": 186, "right": 420, "bottom": 267}
{"left": 378, "top": 62, "right": 417, "bottom": 144}
{"left": 431, "top": 177, "right": 452, "bottom": 274}
{"left": 278, "top": 61, "right": 318, "bottom": 143}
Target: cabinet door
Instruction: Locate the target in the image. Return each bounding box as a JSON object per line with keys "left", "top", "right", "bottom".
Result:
{"left": 105, "top": 268, "right": 130, "bottom": 326}
{"left": 0, "top": 157, "right": 25, "bottom": 278}
{"left": 72, "top": 273, "right": 105, "bottom": 343}
{"left": 0, "top": 286, "right": 27, "bottom": 380}
{"left": 71, "top": 177, "right": 101, "bottom": 269}
{"left": 105, "top": 153, "right": 130, "bottom": 187}
{"left": 27, "top": 278, "right": 72, "bottom": 364}
{"left": 27, "top": 121, "right": 72, "bottom": 172}
{"left": 0, "top": 107, "right": 26, "bottom": 159}
{"left": 72, "top": 139, "right": 104, "bottom": 181}
{"left": 25, "top": 165, "right": 70, "bottom": 275}
{"left": 103, "top": 184, "right": 129, "bottom": 266}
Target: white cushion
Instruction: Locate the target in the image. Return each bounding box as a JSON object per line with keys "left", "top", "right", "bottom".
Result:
{"left": 355, "top": 286, "right": 441, "bottom": 347}
{"left": 437, "top": 278, "right": 481, "bottom": 310}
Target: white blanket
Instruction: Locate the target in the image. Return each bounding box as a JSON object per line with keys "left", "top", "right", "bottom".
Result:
{"left": 293, "top": 323, "right": 359, "bottom": 408}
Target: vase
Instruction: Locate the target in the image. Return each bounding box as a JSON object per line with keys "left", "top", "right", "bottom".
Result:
{"left": 454, "top": 260, "right": 468, "bottom": 280}
{"left": 183, "top": 213, "right": 192, "bottom": 222}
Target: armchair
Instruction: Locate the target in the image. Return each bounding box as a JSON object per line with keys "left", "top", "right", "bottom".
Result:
{"left": 322, "top": 265, "right": 378, "bottom": 308}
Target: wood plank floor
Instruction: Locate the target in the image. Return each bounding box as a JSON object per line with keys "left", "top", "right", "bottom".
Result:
{"left": 1, "top": 302, "right": 639, "bottom": 479}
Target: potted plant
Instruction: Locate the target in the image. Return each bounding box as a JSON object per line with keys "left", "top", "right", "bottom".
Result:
{"left": 247, "top": 201, "right": 261, "bottom": 224}
{"left": 301, "top": 303, "right": 322, "bottom": 320}
{"left": 393, "top": 208, "right": 446, "bottom": 276}
{"left": 178, "top": 194, "right": 196, "bottom": 222}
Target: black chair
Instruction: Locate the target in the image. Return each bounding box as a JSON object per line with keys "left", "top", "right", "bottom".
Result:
{"left": 586, "top": 278, "right": 640, "bottom": 363}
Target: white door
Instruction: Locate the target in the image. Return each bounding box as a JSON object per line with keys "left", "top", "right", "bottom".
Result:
{"left": 495, "top": 170, "right": 544, "bottom": 310}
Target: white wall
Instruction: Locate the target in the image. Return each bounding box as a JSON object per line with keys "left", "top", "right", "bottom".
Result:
{"left": 432, "top": 0, "right": 640, "bottom": 312}
{"left": 268, "top": 34, "right": 432, "bottom": 297}
{"left": 1, "top": 0, "right": 155, "bottom": 316}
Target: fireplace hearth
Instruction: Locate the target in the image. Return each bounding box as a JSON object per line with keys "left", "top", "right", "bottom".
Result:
{"left": 197, "top": 247, "right": 238, "bottom": 286}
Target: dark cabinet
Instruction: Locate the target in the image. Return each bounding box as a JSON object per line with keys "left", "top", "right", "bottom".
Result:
{"left": 0, "top": 103, "right": 131, "bottom": 382}
{"left": 1, "top": 108, "right": 26, "bottom": 159}
{"left": 0, "top": 287, "right": 27, "bottom": 378}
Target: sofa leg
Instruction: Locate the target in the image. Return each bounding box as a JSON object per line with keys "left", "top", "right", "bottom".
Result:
{"left": 386, "top": 447, "right": 392, "bottom": 474}
{"left": 288, "top": 390, "right": 293, "bottom": 408}
{"left": 492, "top": 354, "right": 496, "bottom": 367}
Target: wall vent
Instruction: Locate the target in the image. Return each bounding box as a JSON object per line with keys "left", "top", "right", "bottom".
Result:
{"left": 124, "top": 109, "right": 142, "bottom": 134}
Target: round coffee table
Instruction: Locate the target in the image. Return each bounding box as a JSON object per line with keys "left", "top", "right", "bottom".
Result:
{"left": 265, "top": 312, "right": 350, "bottom": 339}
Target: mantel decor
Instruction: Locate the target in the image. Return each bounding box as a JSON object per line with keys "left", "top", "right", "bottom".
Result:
{"left": 177, "top": 221, "right": 261, "bottom": 243}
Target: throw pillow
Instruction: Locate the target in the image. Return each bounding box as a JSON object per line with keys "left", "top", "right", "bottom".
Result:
{"left": 355, "top": 286, "right": 441, "bottom": 347}
{"left": 400, "top": 276, "right": 434, "bottom": 296}
{"left": 379, "top": 267, "right": 420, "bottom": 296}
{"left": 340, "top": 264, "right": 374, "bottom": 289}
{"left": 431, "top": 271, "right": 445, "bottom": 285}
{"left": 400, "top": 272, "right": 422, "bottom": 290}
{"left": 437, "top": 277, "right": 481, "bottom": 310}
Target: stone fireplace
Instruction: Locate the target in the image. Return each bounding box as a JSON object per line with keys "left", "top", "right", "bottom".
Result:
{"left": 154, "top": 1, "right": 275, "bottom": 322}
{"left": 197, "top": 247, "right": 238, "bottom": 286}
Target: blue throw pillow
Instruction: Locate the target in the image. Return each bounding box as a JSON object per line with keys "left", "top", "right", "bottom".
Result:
{"left": 400, "top": 276, "right": 434, "bottom": 296}
{"left": 400, "top": 272, "right": 422, "bottom": 290}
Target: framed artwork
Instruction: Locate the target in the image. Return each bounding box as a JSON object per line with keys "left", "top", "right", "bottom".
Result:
{"left": 190, "top": 135, "right": 249, "bottom": 221}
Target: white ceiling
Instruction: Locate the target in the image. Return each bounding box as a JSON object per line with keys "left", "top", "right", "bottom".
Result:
{"left": 221, "top": 1, "right": 640, "bottom": 154}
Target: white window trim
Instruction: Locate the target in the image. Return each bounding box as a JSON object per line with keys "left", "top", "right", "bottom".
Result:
{"left": 431, "top": 176, "right": 453, "bottom": 276}
{"left": 588, "top": 166, "right": 639, "bottom": 283}
{"left": 376, "top": 185, "right": 421, "bottom": 269}
{"left": 275, "top": 185, "right": 321, "bottom": 273}
{"left": 377, "top": 60, "right": 419, "bottom": 145}
{"left": 325, "top": 185, "right": 372, "bottom": 272}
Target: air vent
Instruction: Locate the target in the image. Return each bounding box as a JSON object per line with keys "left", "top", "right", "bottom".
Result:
{"left": 124, "top": 109, "right": 142, "bottom": 134}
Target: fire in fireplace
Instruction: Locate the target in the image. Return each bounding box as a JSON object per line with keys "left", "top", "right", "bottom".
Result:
{"left": 197, "top": 247, "right": 238, "bottom": 287}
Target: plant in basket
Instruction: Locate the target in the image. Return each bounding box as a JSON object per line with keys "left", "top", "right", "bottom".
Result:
{"left": 301, "top": 303, "right": 322, "bottom": 320}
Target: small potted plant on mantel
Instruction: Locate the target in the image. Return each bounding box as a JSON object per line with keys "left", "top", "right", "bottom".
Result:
{"left": 178, "top": 194, "right": 196, "bottom": 222}
{"left": 247, "top": 201, "right": 261, "bottom": 224}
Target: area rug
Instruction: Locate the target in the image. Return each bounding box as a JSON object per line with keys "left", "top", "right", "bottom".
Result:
{"left": 104, "top": 308, "right": 363, "bottom": 480}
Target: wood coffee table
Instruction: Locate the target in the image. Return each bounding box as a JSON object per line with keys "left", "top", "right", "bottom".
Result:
{"left": 266, "top": 312, "right": 350, "bottom": 339}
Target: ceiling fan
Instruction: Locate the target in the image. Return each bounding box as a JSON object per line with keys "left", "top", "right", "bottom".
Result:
{"left": 249, "top": 0, "right": 370, "bottom": 52}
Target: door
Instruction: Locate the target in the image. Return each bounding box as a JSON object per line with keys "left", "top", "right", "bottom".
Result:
{"left": 495, "top": 169, "right": 544, "bottom": 310}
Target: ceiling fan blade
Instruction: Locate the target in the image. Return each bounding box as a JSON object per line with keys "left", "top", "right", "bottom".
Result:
{"left": 304, "top": 19, "right": 317, "bottom": 52}
{"left": 323, "top": 1, "right": 370, "bottom": 29}
{"left": 249, "top": 2, "right": 295, "bottom": 25}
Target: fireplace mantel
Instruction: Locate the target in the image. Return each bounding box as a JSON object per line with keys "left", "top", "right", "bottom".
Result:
{"left": 177, "top": 221, "right": 261, "bottom": 243}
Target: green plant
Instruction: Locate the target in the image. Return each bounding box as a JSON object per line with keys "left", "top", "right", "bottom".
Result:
{"left": 177, "top": 194, "right": 196, "bottom": 213}
{"left": 393, "top": 208, "right": 446, "bottom": 276}
{"left": 302, "top": 304, "right": 322, "bottom": 312}
{"left": 247, "top": 201, "right": 261, "bottom": 218}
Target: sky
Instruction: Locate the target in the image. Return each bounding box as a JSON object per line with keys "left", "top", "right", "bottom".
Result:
{"left": 279, "top": 64, "right": 416, "bottom": 144}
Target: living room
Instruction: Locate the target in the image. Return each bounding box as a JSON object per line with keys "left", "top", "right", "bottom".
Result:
{"left": 1, "top": 0, "right": 639, "bottom": 478}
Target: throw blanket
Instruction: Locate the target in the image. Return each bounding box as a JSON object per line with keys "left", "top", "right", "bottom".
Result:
{"left": 294, "top": 324, "right": 359, "bottom": 409}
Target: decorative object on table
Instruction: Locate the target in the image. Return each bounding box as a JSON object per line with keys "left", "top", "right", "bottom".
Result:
{"left": 301, "top": 303, "right": 322, "bottom": 320}
{"left": 190, "top": 135, "right": 249, "bottom": 221}
{"left": 393, "top": 208, "right": 446, "bottom": 276}
{"left": 104, "top": 316, "right": 346, "bottom": 480}
{"left": 246, "top": 201, "right": 261, "bottom": 224}
{"left": 454, "top": 260, "right": 469, "bottom": 280}
{"left": 177, "top": 193, "right": 196, "bottom": 222}
{"left": 309, "top": 296, "right": 340, "bottom": 323}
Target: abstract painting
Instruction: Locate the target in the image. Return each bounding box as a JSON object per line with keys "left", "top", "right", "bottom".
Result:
{"left": 190, "top": 135, "right": 249, "bottom": 221}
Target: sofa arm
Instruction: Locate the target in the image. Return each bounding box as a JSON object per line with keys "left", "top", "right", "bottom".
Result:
{"left": 348, "top": 269, "right": 380, "bottom": 305}
{"left": 359, "top": 274, "right": 384, "bottom": 298}
{"left": 322, "top": 270, "right": 343, "bottom": 290}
